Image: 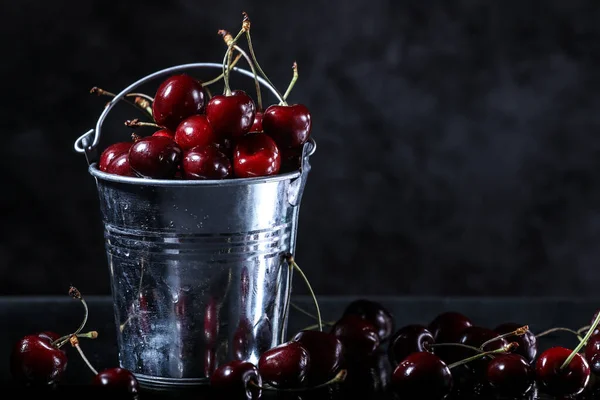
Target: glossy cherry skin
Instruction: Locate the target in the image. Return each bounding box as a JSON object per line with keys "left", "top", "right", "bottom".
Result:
{"left": 204, "top": 297, "right": 219, "bottom": 348}
{"left": 233, "top": 132, "right": 281, "bottom": 178}
{"left": 152, "top": 74, "right": 206, "bottom": 130}
{"left": 494, "top": 322, "right": 537, "bottom": 363}
{"left": 182, "top": 145, "right": 231, "bottom": 180}
{"left": 91, "top": 367, "right": 139, "bottom": 395}
{"left": 428, "top": 312, "right": 473, "bottom": 344}
{"left": 535, "top": 346, "right": 591, "bottom": 397}
{"left": 585, "top": 335, "right": 600, "bottom": 375}
{"left": 105, "top": 152, "right": 136, "bottom": 177}
{"left": 152, "top": 128, "right": 175, "bottom": 139}
{"left": 10, "top": 333, "right": 68, "bottom": 386}
{"left": 391, "top": 352, "right": 453, "bottom": 400}
{"left": 233, "top": 318, "right": 253, "bottom": 361}
{"left": 174, "top": 115, "right": 217, "bottom": 151}
{"left": 291, "top": 330, "right": 344, "bottom": 385}
{"left": 486, "top": 354, "right": 533, "bottom": 397}
{"left": 343, "top": 299, "right": 394, "bottom": 343}
{"left": 99, "top": 142, "right": 132, "bottom": 172}
{"left": 210, "top": 360, "right": 262, "bottom": 400}
{"left": 331, "top": 314, "right": 380, "bottom": 362}
{"left": 262, "top": 104, "right": 311, "bottom": 150}
{"left": 206, "top": 90, "right": 256, "bottom": 139}
{"left": 456, "top": 326, "right": 508, "bottom": 372}
{"left": 251, "top": 110, "right": 263, "bottom": 132}
{"left": 587, "top": 310, "right": 600, "bottom": 337}
{"left": 388, "top": 325, "right": 434, "bottom": 367}
{"left": 128, "top": 136, "right": 183, "bottom": 179}
{"left": 258, "top": 341, "right": 310, "bottom": 388}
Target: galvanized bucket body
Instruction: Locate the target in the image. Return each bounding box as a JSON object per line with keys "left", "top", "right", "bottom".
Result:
{"left": 74, "top": 63, "right": 315, "bottom": 389}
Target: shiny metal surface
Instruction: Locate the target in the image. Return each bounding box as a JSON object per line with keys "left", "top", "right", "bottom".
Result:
{"left": 75, "top": 63, "right": 315, "bottom": 388}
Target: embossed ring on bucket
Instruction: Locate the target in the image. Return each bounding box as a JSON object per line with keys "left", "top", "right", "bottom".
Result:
{"left": 74, "top": 63, "right": 316, "bottom": 390}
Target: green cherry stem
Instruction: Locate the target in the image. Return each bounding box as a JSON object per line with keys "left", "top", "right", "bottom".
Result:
{"left": 561, "top": 310, "right": 600, "bottom": 370}
{"left": 90, "top": 87, "right": 153, "bottom": 117}
{"left": 124, "top": 119, "right": 164, "bottom": 130}
{"left": 242, "top": 12, "right": 286, "bottom": 104}
{"left": 479, "top": 325, "right": 529, "bottom": 350}
{"left": 250, "top": 369, "right": 347, "bottom": 392}
{"left": 70, "top": 336, "right": 98, "bottom": 375}
{"left": 577, "top": 325, "right": 591, "bottom": 335}
{"left": 202, "top": 52, "right": 243, "bottom": 87}
{"left": 220, "top": 28, "right": 245, "bottom": 96}
{"left": 52, "top": 331, "right": 98, "bottom": 349}
{"left": 282, "top": 62, "right": 299, "bottom": 103}
{"left": 286, "top": 254, "right": 322, "bottom": 332}
{"left": 68, "top": 286, "right": 88, "bottom": 336}
{"left": 428, "top": 343, "right": 484, "bottom": 354}
{"left": 448, "top": 342, "right": 518, "bottom": 369}
{"left": 290, "top": 302, "right": 335, "bottom": 326}
{"left": 535, "top": 327, "right": 584, "bottom": 342}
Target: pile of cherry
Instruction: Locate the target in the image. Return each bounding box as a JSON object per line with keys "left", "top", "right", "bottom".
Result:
{"left": 95, "top": 14, "right": 311, "bottom": 181}
{"left": 10, "top": 287, "right": 600, "bottom": 400}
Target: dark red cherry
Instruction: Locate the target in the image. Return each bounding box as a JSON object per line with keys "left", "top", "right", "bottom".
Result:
{"left": 391, "top": 352, "right": 453, "bottom": 400}
{"left": 257, "top": 341, "right": 310, "bottom": 388}
{"left": 585, "top": 335, "right": 600, "bottom": 375}
{"left": 128, "top": 136, "right": 183, "bottom": 179}
{"left": 174, "top": 115, "right": 217, "bottom": 151}
{"left": 152, "top": 128, "right": 175, "bottom": 139}
{"left": 206, "top": 90, "right": 256, "bottom": 139}
{"left": 214, "top": 137, "right": 234, "bottom": 158}
{"left": 204, "top": 297, "right": 219, "bottom": 348}
{"left": 91, "top": 367, "right": 139, "bottom": 395}
{"left": 535, "top": 346, "right": 590, "bottom": 397}
{"left": 10, "top": 333, "right": 68, "bottom": 386}
{"left": 251, "top": 110, "right": 263, "bottom": 132}
{"left": 233, "top": 132, "right": 281, "bottom": 178}
{"left": 280, "top": 147, "right": 303, "bottom": 173}
{"left": 105, "top": 152, "right": 136, "bottom": 177}
{"left": 388, "top": 325, "right": 434, "bottom": 367}
{"left": 262, "top": 104, "right": 311, "bottom": 150}
{"left": 331, "top": 314, "right": 380, "bottom": 362}
{"left": 428, "top": 312, "right": 473, "bottom": 343}
{"left": 99, "top": 142, "right": 132, "bottom": 172}
{"left": 494, "top": 322, "right": 537, "bottom": 363}
{"left": 37, "top": 332, "right": 61, "bottom": 343}
{"left": 486, "top": 353, "right": 533, "bottom": 397}
{"left": 210, "top": 360, "right": 262, "bottom": 400}
{"left": 152, "top": 74, "right": 206, "bottom": 130}
{"left": 291, "top": 330, "right": 343, "bottom": 385}
{"left": 182, "top": 145, "right": 231, "bottom": 180}
{"left": 428, "top": 311, "right": 473, "bottom": 364}
{"left": 233, "top": 318, "right": 253, "bottom": 361}
{"left": 343, "top": 299, "right": 394, "bottom": 343}
{"left": 456, "top": 326, "right": 508, "bottom": 372}
{"left": 588, "top": 311, "right": 600, "bottom": 337}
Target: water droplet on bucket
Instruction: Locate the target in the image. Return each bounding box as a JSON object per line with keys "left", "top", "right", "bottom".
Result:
{"left": 168, "top": 221, "right": 175, "bottom": 228}
{"left": 124, "top": 204, "right": 129, "bottom": 210}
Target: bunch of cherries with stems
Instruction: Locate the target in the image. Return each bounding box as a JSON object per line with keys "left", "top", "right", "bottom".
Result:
{"left": 10, "top": 286, "right": 139, "bottom": 396}
{"left": 94, "top": 13, "right": 312, "bottom": 181}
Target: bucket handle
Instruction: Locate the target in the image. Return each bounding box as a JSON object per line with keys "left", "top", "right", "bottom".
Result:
{"left": 73, "top": 62, "right": 315, "bottom": 206}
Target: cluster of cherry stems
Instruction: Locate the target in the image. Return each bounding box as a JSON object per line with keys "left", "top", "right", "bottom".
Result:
{"left": 95, "top": 12, "right": 312, "bottom": 181}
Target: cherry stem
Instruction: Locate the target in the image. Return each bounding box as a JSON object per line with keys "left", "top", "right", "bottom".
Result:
{"left": 479, "top": 325, "right": 529, "bottom": 350}
{"left": 125, "top": 119, "right": 164, "bottom": 129}
{"left": 535, "top": 327, "right": 584, "bottom": 341}
{"left": 578, "top": 325, "right": 591, "bottom": 335}
{"left": 234, "top": 44, "right": 262, "bottom": 111}
{"left": 67, "top": 286, "right": 88, "bottom": 336}
{"left": 282, "top": 62, "right": 298, "bottom": 103}
{"left": 291, "top": 302, "right": 335, "bottom": 326}
{"left": 90, "top": 87, "right": 153, "bottom": 117}
{"left": 220, "top": 28, "right": 245, "bottom": 96}
{"left": 286, "top": 254, "right": 322, "bottom": 332}
{"left": 70, "top": 336, "right": 98, "bottom": 375}
{"left": 428, "top": 343, "right": 484, "bottom": 354}
{"left": 202, "top": 52, "right": 243, "bottom": 87}
{"left": 52, "top": 331, "right": 98, "bottom": 349}
{"left": 249, "top": 369, "right": 347, "bottom": 392}
{"left": 448, "top": 342, "right": 518, "bottom": 369}
{"left": 242, "top": 12, "right": 286, "bottom": 105}
{"left": 561, "top": 310, "right": 600, "bottom": 370}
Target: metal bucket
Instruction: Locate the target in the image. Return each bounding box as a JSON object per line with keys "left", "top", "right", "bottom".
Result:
{"left": 73, "top": 63, "right": 315, "bottom": 390}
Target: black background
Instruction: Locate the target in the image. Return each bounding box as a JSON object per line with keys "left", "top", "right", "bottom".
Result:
{"left": 2, "top": 0, "right": 600, "bottom": 297}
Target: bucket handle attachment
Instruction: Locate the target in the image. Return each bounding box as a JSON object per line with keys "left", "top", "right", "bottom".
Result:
{"left": 73, "top": 62, "right": 315, "bottom": 206}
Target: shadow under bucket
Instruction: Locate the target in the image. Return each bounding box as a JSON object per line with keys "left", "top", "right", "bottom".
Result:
{"left": 74, "top": 63, "right": 316, "bottom": 389}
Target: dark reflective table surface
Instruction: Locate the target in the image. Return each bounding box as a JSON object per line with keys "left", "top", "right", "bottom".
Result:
{"left": 2, "top": 295, "right": 600, "bottom": 399}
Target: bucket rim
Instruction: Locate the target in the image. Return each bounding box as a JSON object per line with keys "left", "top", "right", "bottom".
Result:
{"left": 89, "top": 163, "right": 302, "bottom": 187}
